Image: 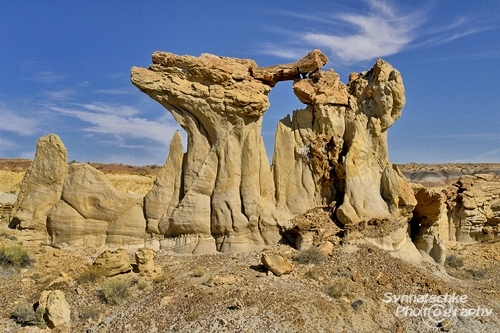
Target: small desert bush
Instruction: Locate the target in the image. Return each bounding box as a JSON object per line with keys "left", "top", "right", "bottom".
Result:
{"left": 445, "top": 254, "right": 464, "bottom": 268}
{"left": 327, "top": 279, "right": 351, "bottom": 299}
{"left": 11, "top": 301, "right": 45, "bottom": 327}
{"left": 305, "top": 267, "right": 321, "bottom": 280}
{"left": 79, "top": 305, "right": 100, "bottom": 321}
{"left": 0, "top": 243, "right": 33, "bottom": 268}
{"left": 187, "top": 311, "right": 200, "bottom": 321}
{"left": 293, "top": 246, "right": 327, "bottom": 265}
{"left": 77, "top": 266, "right": 103, "bottom": 284}
{"left": 193, "top": 267, "right": 205, "bottom": 277}
{"left": 153, "top": 274, "right": 167, "bottom": 284}
{"left": 100, "top": 278, "right": 132, "bottom": 305}
{"left": 137, "top": 280, "right": 148, "bottom": 290}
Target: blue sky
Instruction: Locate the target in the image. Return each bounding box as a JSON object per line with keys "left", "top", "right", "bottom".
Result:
{"left": 0, "top": 0, "right": 499, "bottom": 165}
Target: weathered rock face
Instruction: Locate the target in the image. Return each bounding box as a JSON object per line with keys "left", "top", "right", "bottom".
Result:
{"left": 38, "top": 290, "right": 71, "bottom": 330}
{"left": 447, "top": 174, "right": 500, "bottom": 242}
{"left": 273, "top": 59, "right": 416, "bottom": 227}
{"left": 131, "top": 50, "right": 328, "bottom": 253}
{"left": 11, "top": 50, "right": 416, "bottom": 256}
{"left": 93, "top": 248, "right": 132, "bottom": 277}
{"left": 410, "top": 184, "right": 447, "bottom": 265}
{"left": 47, "top": 163, "right": 146, "bottom": 248}
{"left": 132, "top": 50, "right": 414, "bottom": 253}
{"left": 10, "top": 134, "right": 67, "bottom": 241}
{"left": 144, "top": 131, "right": 184, "bottom": 234}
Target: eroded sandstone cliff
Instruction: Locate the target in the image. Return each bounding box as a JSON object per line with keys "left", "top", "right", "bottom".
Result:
{"left": 9, "top": 50, "right": 420, "bottom": 254}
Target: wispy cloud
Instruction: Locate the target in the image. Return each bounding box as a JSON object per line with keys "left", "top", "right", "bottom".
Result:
{"left": 0, "top": 105, "right": 39, "bottom": 136}
{"left": 23, "top": 70, "right": 66, "bottom": 84}
{"left": 261, "top": 0, "right": 490, "bottom": 64}
{"left": 422, "top": 133, "right": 500, "bottom": 140}
{"left": 49, "top": 102, "right": 180, "bottom": 146}
{"left": 43, "top": 89, "right": 76, "bottom": 101}
{"left": 93, "top": 88, "right": 132, "bottom": 95}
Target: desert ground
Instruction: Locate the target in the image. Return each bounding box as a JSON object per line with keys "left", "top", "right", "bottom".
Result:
{"left": 1, "top": 159, "right": 499, "bottom": 332}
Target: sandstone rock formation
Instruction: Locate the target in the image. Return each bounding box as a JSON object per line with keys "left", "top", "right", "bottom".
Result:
{"left": 410, "top": 185, "right": 447, "bottom": 265}
{"left": 47, "top": 163, "right": 146, "bottom": 248}
{"left": 93, "top": 249, "right": 132, "bottom": 277}
{"left": 38, "top": 290, "right": 71, "bottom": 330}
{"left": 131, "top": 50, "right": 415, "bottom": 253}
{"left": 10, "top": 134, "right": 67, "bottom": 241}
{"left": 273, "top": 60, "right": 416, "bottom": 227}
{"left": 447, "top": 174, "right": 500, "bottom": 242}
{"left": 10, "top": 50, "right": 418, "bottom": 256}
{"left": 131, "top": 50, "right": 328, "bottom": 253}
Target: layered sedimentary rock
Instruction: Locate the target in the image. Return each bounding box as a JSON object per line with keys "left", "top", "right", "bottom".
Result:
{"left": 273, "top": 59, "right": 416, "bottom": 227}
{"left": 47, "top": 163, "right": 146, "bottom": 248}
{"left": 447, "top": 174, "right": 500, "bottom": 242}
{"left": 131, "top": 50, "right": 328, "bottom": 253}
{"left": 10, "top": 134, "right": 67, "bottom": 241}
{"left": 10, "top": 50, "right": 418, "bottom": 255}
{"left": 410, "top": 185, "right": 447, "bottom": 265}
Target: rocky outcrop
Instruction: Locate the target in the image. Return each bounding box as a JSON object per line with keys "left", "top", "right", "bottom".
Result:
{"left": 9, "top": 134, "right": 67, "bottom": 241}
{"left": 273, "top": 59, "right": 416, "bottom": 227}
{"left": 11, "top": 50, "right": 417, "bottom": 256}
{"left": 47, "top": 163, "right": 146, "bottom": 248}
{"left": 131, "top": 50, "right": 415, "bottom": 253}
{"left": 410, "top": 185, "right": 447, "bottom": 265}
{"left": 447, "top": 174, "right": 500, "bottom": 242}
{"left": 144, "top": 131, "right": 184, "bottom": 234}
{"left": 131, "top": 50, "right": 328, "bottom": 253}
{"left": 93, "top": 249, "right": 132, "bottom": 277}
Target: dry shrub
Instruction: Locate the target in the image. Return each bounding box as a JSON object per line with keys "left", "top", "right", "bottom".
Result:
{"left": 293, "top": 246, "right": 327, "bottom": 265}
{"left": 0, "top": 243, "right": 33, "bottom": 268}
{"left": 100, "top": 278, "right": 132, "bottom": 305}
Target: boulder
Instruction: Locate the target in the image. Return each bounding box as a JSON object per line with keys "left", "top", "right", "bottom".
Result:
{"left": 261, "top": 253, "right": 294, "bottom": 276}
{"left": 38, "top": 290, "right": 71, "bottom": 329}
{"left": 135, "top": 247, "right": 156, "bottom": 274}
{"left": 93, "top": 249, "right": 132, "bottom": 277}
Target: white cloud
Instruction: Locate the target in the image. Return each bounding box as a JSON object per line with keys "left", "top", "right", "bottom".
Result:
{"left": 43, "top": 89, "right": 76, "bottom": 101}
{"left": 262, "top": 0, "right": 488, "bottom": 64}
{"left": 23, "top": 70, "right": 66, "bottom": 84}
{"left": 50, "top": 102, "right": 180, "bottom": 146}
{"left": 0, "top": 107, "right": 38, "bottom": 136}
{"left": 94, "top": 89, "right": 131, "bottom": 95}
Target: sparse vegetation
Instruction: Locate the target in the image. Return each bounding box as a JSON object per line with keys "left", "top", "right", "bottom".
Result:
{"left": 153, "top": 274, "right": 167, "bottom": 284}
{"left": 79, "top": 305, "right": 100, "bottom": 321}
{"left": 305, "top": 267, "right": 321, "bottom": 280}
{"left": 445, "top": 254, "right": 464, "bottom": 268}
{"left": 100, "top": 278, "right": 132, "bottom": 305}
{"left": 11, "top": 301, "right": 45, "bottom": 327}
{"left": 293, "top": 246, "right": 327, "bottom": 265}
{"left": 193, "top": 267, "right": 205, "bottom": 277}
{"left": 137, "top": 280, "right": 148, "bottom": 290}
{"left": 77, "top": 266, "right": 104, "bottom": 284}
{"left": 187, "top": 311, "right": 200, "bottom": 321}
{"left": 0, "top": 243, "right": 34, "bottom": 269}
{"left": 327, "top": 279, "right": 351, "bottom": 299}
